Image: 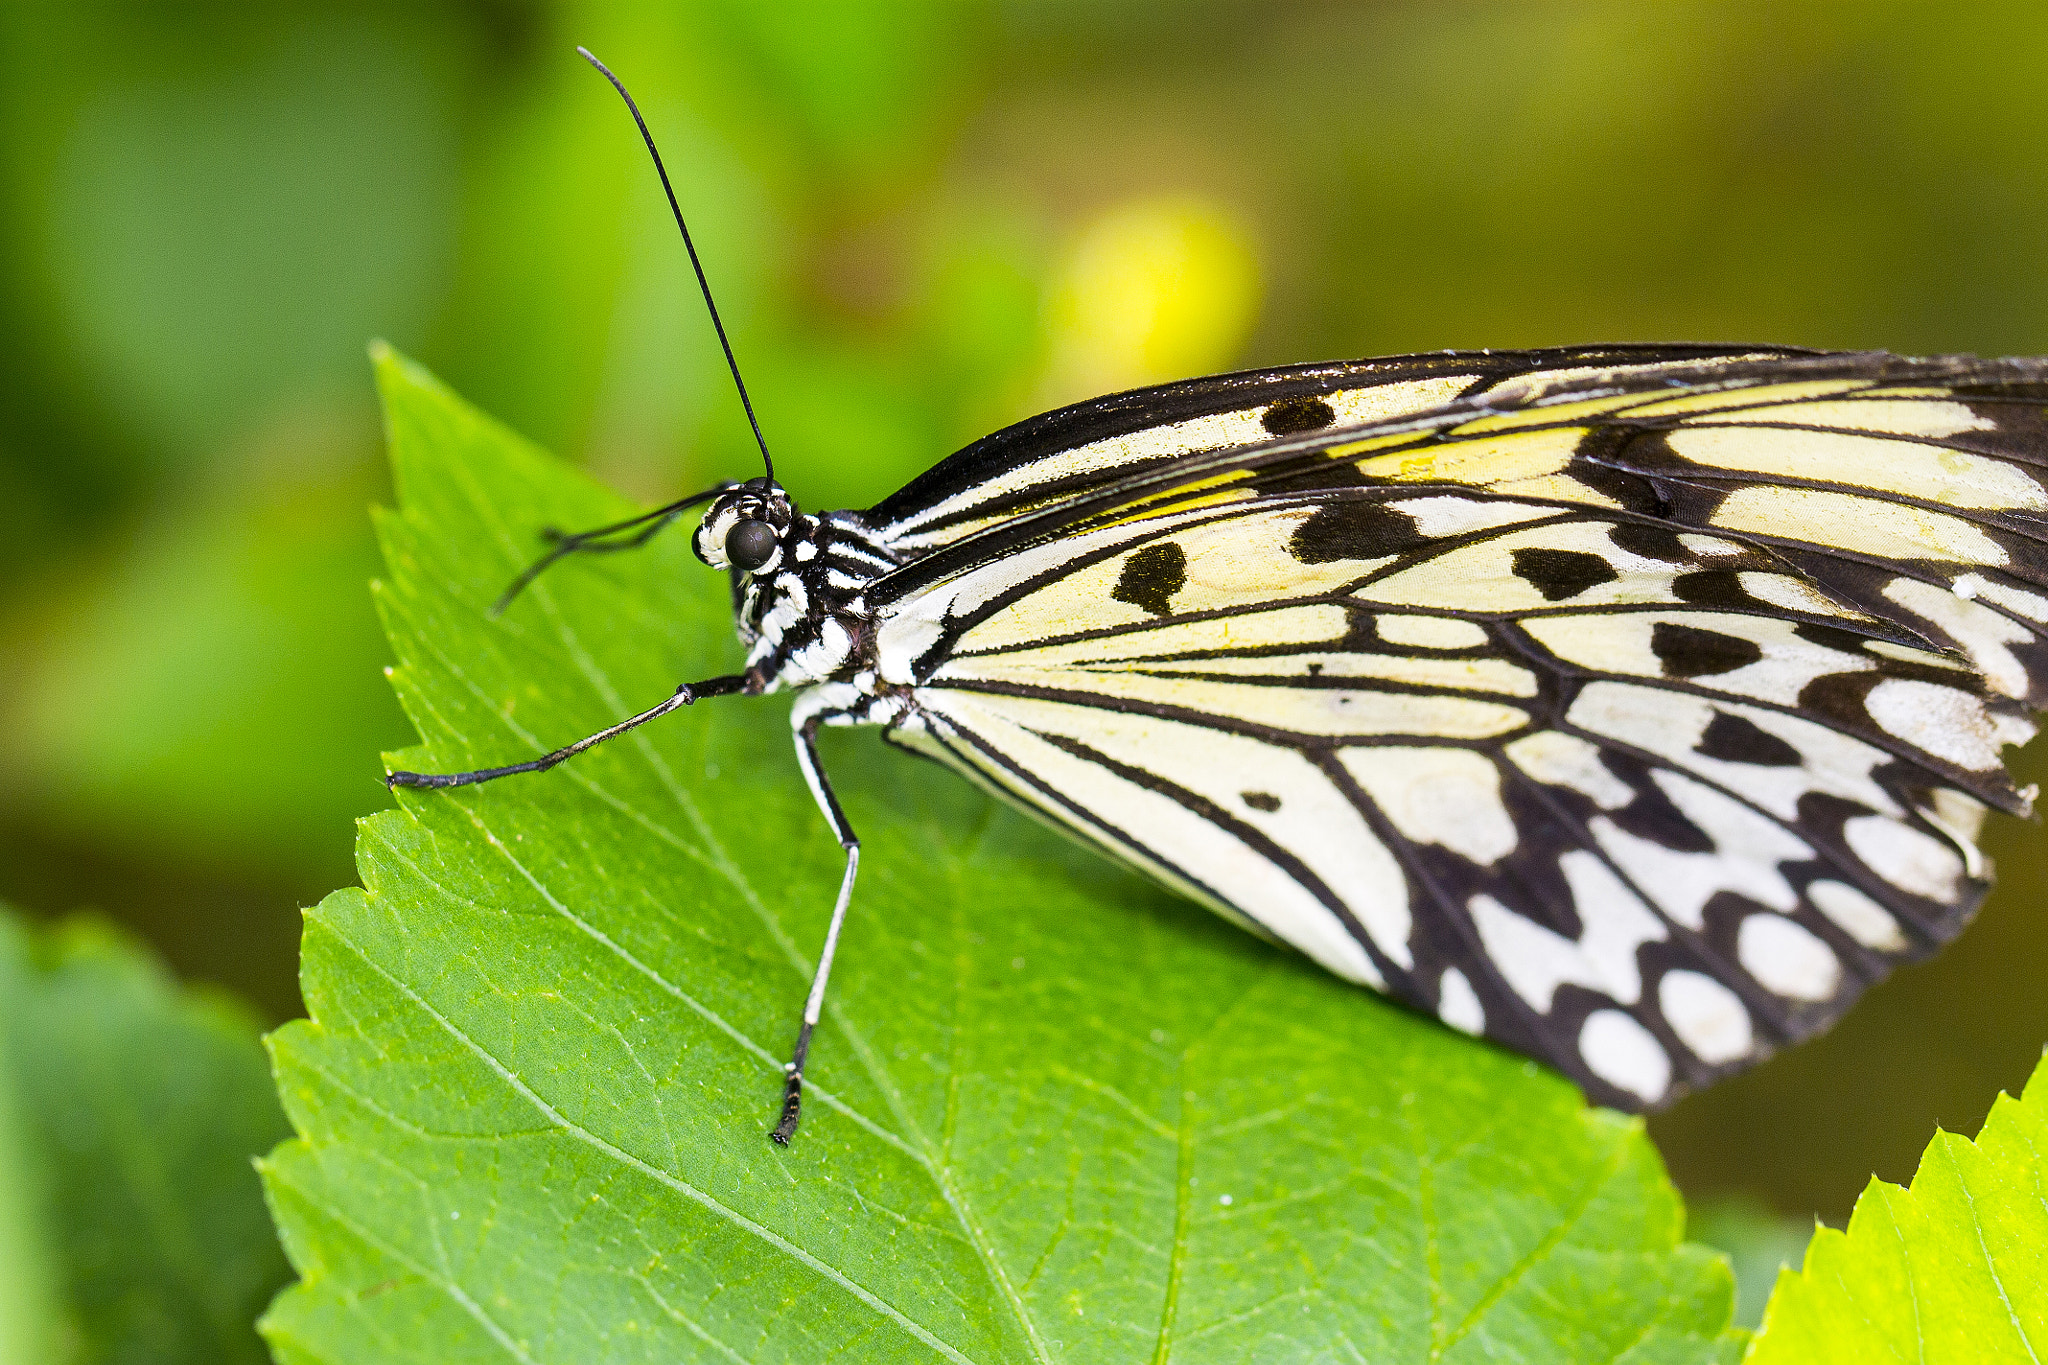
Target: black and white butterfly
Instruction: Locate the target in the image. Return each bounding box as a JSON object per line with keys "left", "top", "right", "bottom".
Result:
{"left": 392, "top": 53, "right": 2048, "bottom": 1141}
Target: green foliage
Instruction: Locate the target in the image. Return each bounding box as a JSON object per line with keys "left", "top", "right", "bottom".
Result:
{"left": 6, "top": 446, "right": 407, "bottom": 889}
{"left": 1747, "top": 1052, "right": 2048, "bottom": 1363}
{"left": 0, "top": 907, "right": 291, "bottom": 1365}
{"left": 1683, "top": 1198, "right": 1810, "bottom": 1332}
{"left": 18, "top": 13, "right": 2048, "bottom": 1206}
{"left": 258, "top": 349, "right": 1744, "bottom": 1362}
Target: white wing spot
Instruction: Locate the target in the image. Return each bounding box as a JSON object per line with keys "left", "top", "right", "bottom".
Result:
{"left": 1505, "top": 730, "right": 1635, "bottom": 810}
{"left": 1679, "top": 533, "right": 1747, "bottom": 557}
{"left": 1882, "top": 576, "right": 2032, "bottom": 699}
{"left": 1807, "top": 879, "right": 1907, "bottom": 951}
{"left": 1994, "top": 711, "right": 2039, "bottom": 750}
{"left": 1557, "top": 850, "right": 1668, "bottom": 1005}
{"left": 1526, "top": 610, "right": 1871, "bottom": 706}
{"left": 1342, "top": 748, "right": 1518, "bottom": 865}
{"left": 1921, "top": 788, "right": 1991, "bottom": 877}
{"left": 1658, "top": 970, "right": 1753, "bottom": 1063}
{"left": 1566, "top": 681, "right": 1897, "bottom": 821}
{"left": 1737, "top": 571, "right": 1870, "bottom": 622}
{"left": 1865, "top": 639, "right": 1969, "bottom": 672}
{"left": 1843, "top": 814, "right": 1966, "bottom": 901}
{"left": 1328, "top": 375, "right": 1478, "bottom": 425}
{"left": 1712, "top": 487, "right": 2008, "bottom": 565}
{"left": 1863, "top": 678, "right": 2005, "bottom": 771}
{"left": 1387, "top": 495, "right": 1556, "bottom": 537}
{"left": 1469, "top": 895, "right": 1605, "bottom": 1012}
{"left": 1736, "top": 914, "right": 1841, "bottom": 1001}
{"left": 1590, "top": 770, "right": 1806, "bottom": 929}
{"left": 1437, "top": 968, "right": 1485, "bottom": 1035}
{"left": 1700, "top": 397, "right": 1991, "bottom": 439}
{"left": 1578, "top": 1010, "right": 1671, "bottom": 1103}
{"left": 1669, "top": 424, "right": 2040, "bottom": 511}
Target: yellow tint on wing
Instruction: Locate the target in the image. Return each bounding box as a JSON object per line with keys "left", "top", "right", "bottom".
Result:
{"left": 1618, "top": 379, "right": 1867, "bottom": 418}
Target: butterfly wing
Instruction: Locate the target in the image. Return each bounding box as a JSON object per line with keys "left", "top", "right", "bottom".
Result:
{"left": 862, "top": 344, "right": 1805, "bottom": 556}
{"left": 865, "top": 350, "right": 2048, "bottom": 1109}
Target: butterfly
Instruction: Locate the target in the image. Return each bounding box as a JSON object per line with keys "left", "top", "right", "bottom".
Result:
{"left": 391, "top": 52, "right": 2048, "bottom": 1143}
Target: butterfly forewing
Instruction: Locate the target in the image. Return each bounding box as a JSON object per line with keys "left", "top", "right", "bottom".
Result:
{"left": 864, "top": 345, "right": 1797, "bottom": 560}
{"left": 862, "top": 350, "right": 2048, "bottom": 1110}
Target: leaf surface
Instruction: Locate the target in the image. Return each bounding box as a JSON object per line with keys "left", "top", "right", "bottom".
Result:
{"left": 262, "top": 348, "right": 1743, "bottom": 1364}
{"left": 0, "top": 908, "right": 290, "bottom": 1365}
{"left": 1747, "top": 1052, "right": 2048, "bottom": 1364}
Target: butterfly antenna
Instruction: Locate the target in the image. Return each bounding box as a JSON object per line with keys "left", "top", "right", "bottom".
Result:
{"left": 578, "top": 46, "right": 775, "bottom": 484}
{"left": 488, "top": 482, "right": 730, "bottom": 617}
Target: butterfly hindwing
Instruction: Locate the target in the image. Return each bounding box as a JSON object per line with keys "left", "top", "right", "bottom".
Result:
{"left": 863, "top": 350, "right": 2048, "bottom": 1109}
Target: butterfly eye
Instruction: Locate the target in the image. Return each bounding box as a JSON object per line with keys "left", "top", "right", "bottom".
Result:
{"left": 725, "top": 518, "right": 778, "bottom": 571}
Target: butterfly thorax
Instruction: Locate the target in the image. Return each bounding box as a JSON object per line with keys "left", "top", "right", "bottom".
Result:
{"left": 695, "top": 484, "right": 901, "bottom": 694}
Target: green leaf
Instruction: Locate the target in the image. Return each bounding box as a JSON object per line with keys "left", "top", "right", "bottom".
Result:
{"left": 261, "top": 347, "right": 1743, "bottom": 1364}
{"left": 1747, "top": 1052, "right": 2048, "bottom": 1363}
{"left": 0, "top": 907, "right": 291, "bottom": 1365}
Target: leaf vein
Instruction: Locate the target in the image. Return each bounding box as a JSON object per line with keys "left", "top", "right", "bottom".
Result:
{"left": 326, "top": 913, "right": 983, "bottom": 1364}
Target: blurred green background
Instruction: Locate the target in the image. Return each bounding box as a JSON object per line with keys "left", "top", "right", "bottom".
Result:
{"left": 2, "top": 0, "right": 2044, "bottom": 1269}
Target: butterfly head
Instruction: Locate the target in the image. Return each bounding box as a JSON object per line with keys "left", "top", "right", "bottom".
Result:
{"left": 693, "top": 477, "right": 798, "bottom": 575}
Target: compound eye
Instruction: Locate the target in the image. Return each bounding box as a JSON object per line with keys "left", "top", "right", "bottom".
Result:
{"left": 725, "top": 518, "right": 778, "bottom": 571}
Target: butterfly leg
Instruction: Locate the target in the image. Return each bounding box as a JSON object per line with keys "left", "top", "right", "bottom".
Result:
{"left": 385, "top": 673, "right": 748, "bottom": 789}
{"left": 771, "top": 713, "right": 859, "bottom": 1145}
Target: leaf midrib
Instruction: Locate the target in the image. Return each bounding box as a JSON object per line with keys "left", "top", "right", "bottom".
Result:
{"left": 1943, "top": 1141, "right": 2042, "bottom": 1363}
